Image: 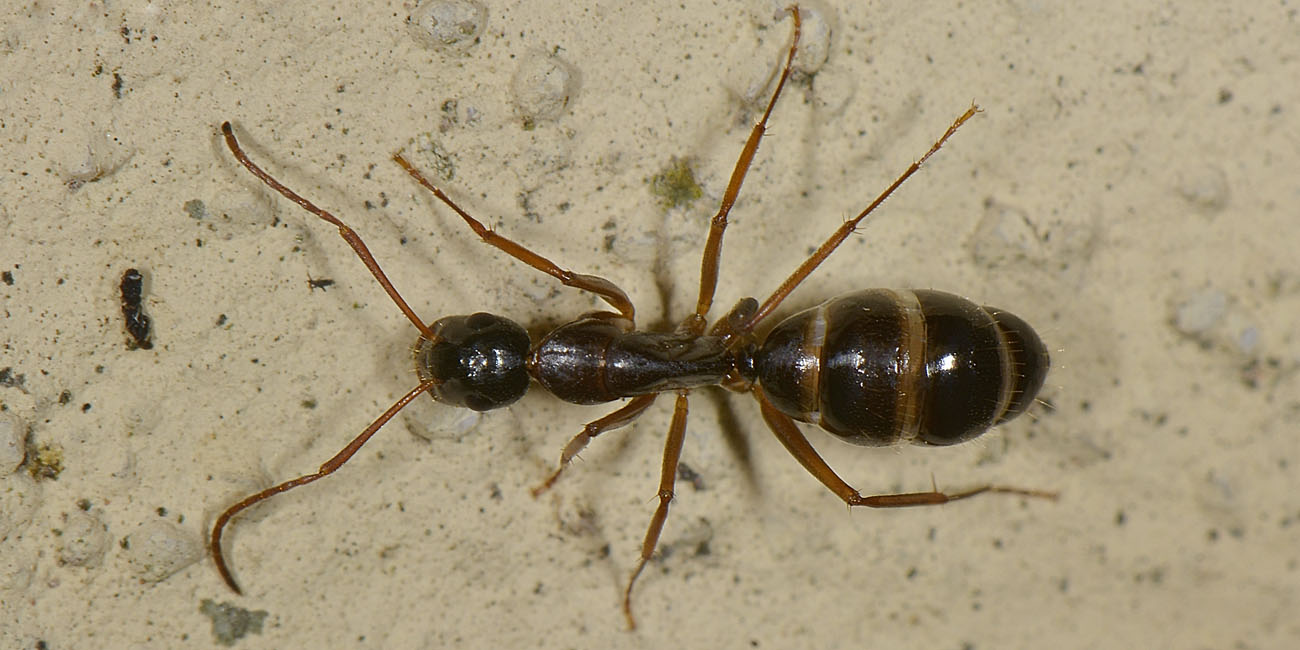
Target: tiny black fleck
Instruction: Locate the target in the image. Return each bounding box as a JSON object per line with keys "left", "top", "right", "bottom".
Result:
{"left": 307, "top": 277, "right": 335, "bottom": 292}
{"left": 677, "top": 462, "right": 706, "bottom": 491}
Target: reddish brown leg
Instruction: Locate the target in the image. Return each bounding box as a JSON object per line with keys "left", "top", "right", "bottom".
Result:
{"left": 689, "top": 7, "right": 803, "bottom": 331}
{"left": 740, "top": 103, "right": 983, "bottom": 333}
{"left": 212, "top": 379, "right": 438, "bottom": 594}
{"left": 531, "top": 394, "right": 658, "bottom": 497}
{"left": 392, "top": 155, "right": 636, "bottom": 322}
{"left": 221, "top": 122, "right": 438, "bottom": 341}
{"left": 755, "top": 388, "right": 1056, "bottom": 508}
{"left": 623, "top": 391, "right": 690, "bottom": 630}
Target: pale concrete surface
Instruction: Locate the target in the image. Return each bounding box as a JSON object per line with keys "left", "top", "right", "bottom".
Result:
{"left": 2, "top": 1, "right": 1296, "bottom": 648}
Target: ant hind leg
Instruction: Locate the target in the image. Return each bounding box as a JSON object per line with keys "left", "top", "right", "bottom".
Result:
{"left": 754, "top": 388, "right": 1056, "bottom": 508}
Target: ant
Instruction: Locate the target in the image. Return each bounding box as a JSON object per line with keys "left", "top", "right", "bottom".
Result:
{"left": 211, "top": 6, "right": 1052, "bottom": 630}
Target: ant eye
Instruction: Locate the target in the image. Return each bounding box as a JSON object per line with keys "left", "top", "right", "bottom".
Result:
{"left": 467, "top": 312, "right": 496, "bottom": 329}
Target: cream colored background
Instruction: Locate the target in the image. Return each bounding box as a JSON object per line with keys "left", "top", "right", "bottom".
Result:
{"left": 2, "top": 1, "right": 1296, "bottom": 648}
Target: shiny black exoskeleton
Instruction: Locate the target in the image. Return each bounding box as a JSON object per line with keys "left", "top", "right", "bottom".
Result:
{"left": 415, "top": 287, "right": 1047, "bottom": 449}
{"left": 755, "top": 289, "right": 1048, "bottom": 447}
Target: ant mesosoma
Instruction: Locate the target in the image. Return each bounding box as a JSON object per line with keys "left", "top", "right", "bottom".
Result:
{"left": 211, "top": 6, "right": 1052, "bottom": 630}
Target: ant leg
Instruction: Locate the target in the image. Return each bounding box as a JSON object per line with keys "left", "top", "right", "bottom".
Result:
{"left": 688, "top": 7, "right": 802, "bottom": 332}
{"left": 755, "top": 388, "right": 1056, "bottom": 508}
{"left": 623, "top": 391, "right": 690, "bottom": 630}
{"left": 220, "top": 123, "right": 437, "bottom": 341}
{"left": 741, "top": 103, "right": 983, "bottom": 333}
{"left": 531, "top": 394, "right": 658, "bottom": 497}
{"left": 392, "top": 155, "right": 636, "bottom": 322}
{"left": 211, "top": 379, "right": 437, "bottom": 594}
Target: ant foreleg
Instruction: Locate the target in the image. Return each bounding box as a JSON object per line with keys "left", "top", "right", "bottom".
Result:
{"left": 220, "top": 122, "right": 438, "bottom": 341}
{"left": 211, "top": 379, "right": 436, "bottom": 594}
{"left": 392, "top": 154, "right": 637, "bottom": 322}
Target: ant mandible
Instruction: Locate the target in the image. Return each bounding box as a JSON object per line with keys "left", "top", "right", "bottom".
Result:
{"left": 211, "top": 6, "right": 1052, "bottom": 630}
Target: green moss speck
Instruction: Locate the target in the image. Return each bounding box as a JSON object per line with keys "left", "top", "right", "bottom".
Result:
{"left": 649, "top": 157, "right": 703, "bottom": 211}
{"left": 26, "top": 441, "right": 64, "bottom": 481}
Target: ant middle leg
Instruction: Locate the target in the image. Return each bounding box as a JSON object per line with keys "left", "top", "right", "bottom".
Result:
{"left": 687, "top": 6, "right": 803, "bottom": 332}
{"left": 623, "top": 390, "right": 690, "bottom": 631}
{"left": 531, "top": 394, "right": 658, "bottom": 497}
{"left": 393, "top": 153, "right": 636, "bottom": 322}
{"left": 755, "top": 388, "right": 1057, "bottom": 508}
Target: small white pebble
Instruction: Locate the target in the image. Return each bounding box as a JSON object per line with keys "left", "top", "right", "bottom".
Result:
{"left": 59, "top": 511, "right": 110, "bottom": 567}
{"left": 0, "top": 473, "right": 41, "bottom": 541}
{"left": 1174, "top": 164, "right": 1229, "bottom": 214}
{"left": 0, "top": 412, "right": 26, "bottom": 474}
{"left": 724, "top": 51, "right": 779, "bottom": 109}
{"left": 402, "top": 396, "right": 482, "bottom": 443}
{"left": 125, "top": 520, "right": 202, "bottom": 583}
{"left": 1236, "top": 326, "right": 1259, "bottom": 355}
{"left": 407, "top": 0, "right": 488, "bottom": 52}
{"left": 790, "top": 2, "right": 834, "bottom": 75}
{"left": 809, "top": 63, "right": 857, "bottom": 118}
{"left": 968, "top": 200, "right": 1042, "bottom": 268}
{"left": 60, "top": 129, "right": 134, "bottom": 190}
{"left": 0, "top": 535, "right": 38, "bottom": 592}
{"left": 747, "top": 1, "right": 833, "bottom": 77}
{"left": 511, "top": 52, "right": 580, "bottom": 124}
{"left": 1173, "top": 289, "right": 1227, "bottom": 336}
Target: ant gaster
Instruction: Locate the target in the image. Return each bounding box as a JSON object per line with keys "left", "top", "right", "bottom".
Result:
{"left": 212, "top": 6, "right": 1052, "bottom": 630}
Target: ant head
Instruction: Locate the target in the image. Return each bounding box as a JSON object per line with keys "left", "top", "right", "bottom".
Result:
{"left": 414, "top": 313, "right": 531, "bottom": 411}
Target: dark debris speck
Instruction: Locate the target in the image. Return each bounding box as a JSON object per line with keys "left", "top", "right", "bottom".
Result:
{"left": 200, "top": 599, "right": 269, "bottom": 647}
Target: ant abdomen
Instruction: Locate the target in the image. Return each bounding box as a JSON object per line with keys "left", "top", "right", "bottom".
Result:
{"left": 755, "top": 289, "right": 1049, "bottom": 447}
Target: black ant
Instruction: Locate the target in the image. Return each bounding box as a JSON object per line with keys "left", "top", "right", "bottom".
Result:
{"left": 211, "top": 6, "right": 1052, "bottom": 630}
